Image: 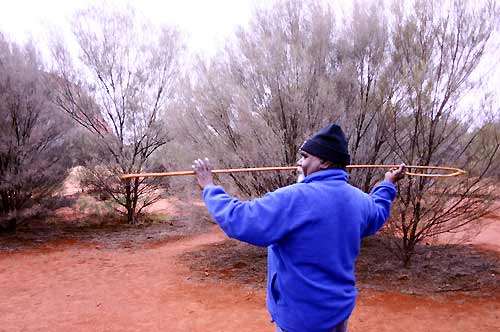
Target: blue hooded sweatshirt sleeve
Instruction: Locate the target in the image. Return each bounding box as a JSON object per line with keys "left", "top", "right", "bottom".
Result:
{"left": 362, "top": 181, "right": 398, "bottom": 237}
{"left": 202, "top": 183, "right": 308, "bottom": 247}
{"left": 202, "top": 169, "right": 397, "bottom": 332}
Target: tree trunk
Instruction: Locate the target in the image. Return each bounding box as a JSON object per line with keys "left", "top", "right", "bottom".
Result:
{"left": 402, "top": 239, "right": 415, "bottom": 268}
{"left": 0, "top": 217, "right": 17, "bottom": 234}
{"left": 124, "top": 182, "right": 136, "bottom": 224}
{"left": 0, "top": 191, "right": 12, "bottom": 214}
{"left": 6, "top": 218, "right": 17, "bottom": 233}
{"left": 127, "top": 206, "right": 136, "bottom": 225}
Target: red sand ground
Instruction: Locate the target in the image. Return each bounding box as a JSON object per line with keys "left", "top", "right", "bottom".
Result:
{"left": 0, "top": 193, "right": 499, "bottom": 331}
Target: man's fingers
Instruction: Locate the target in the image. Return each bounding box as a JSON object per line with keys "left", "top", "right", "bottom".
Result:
{"left": 391, "top": 163, "right": 405, "bottom": 172}
{"left": 201, "top": 158, "right": 210, "bottom": 172}
{"left": 396, "top": 163, "right": 406, "bottom": 179}
{"left": 192, "top": 159, "right": 202, "bottom": 172}
{"left": 204, "top": 157, "right": 211, "bottom": 171}
{"left": 192, "top": 158, "right": 211, "bottom": 173}
{"left": 399, "top": 163, "right": 406, "bottom": 174}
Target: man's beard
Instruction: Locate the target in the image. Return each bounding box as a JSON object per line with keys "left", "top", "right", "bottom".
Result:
{"left": 296, "top": 167, "right": 305, "bottom": 183}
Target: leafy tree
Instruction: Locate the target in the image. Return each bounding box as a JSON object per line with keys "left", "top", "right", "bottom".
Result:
{"left": 0, "top": 34, "right": 70, "bottom": 232}
{"left": 177, "top": 0, "right": 339, "bottom": 195}
{"left": 334, "top": 0, "right": 396, "bottom": 192}
{"left": 382, "top": 0, "right": 500, "bottom": 266}
{"left": 50, "top": 4, "right": 183, "bottom": 223}
{"left": 177, "top": 0, "right": 500, "bottom": 266}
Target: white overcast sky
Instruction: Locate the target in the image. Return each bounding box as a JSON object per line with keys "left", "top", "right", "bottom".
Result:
{"left": 0, "top": 0, "right": 265, "bottom": 56}
{"left": 0, "top": 0, "right": 497, "bottom": 111}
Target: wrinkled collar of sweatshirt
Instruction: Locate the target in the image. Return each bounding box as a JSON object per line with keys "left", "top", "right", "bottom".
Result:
{"left": 301, "top": 168, "right": 349, "bottom": 184}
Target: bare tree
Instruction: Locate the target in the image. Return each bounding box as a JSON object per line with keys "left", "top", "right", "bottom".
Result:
{"left": 0, "top": 34, "right": 70, "bottom": 232}
{"left": 50, "top": 4, "right": 183, "bottom": 223}
{"left": 177, "top": 0, "right": 340, "bottom": 195}
{"left": 176, "top": 0, "right": 499, "bottom": 267}
{"left": 334, "top": 1, "right": 397, "bottom": 192}
{"left": 381, "top": 0, "right": 500, "bottom": 266}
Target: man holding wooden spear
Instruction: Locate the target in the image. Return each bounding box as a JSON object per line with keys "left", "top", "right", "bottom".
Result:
{"left": 193, "top": 124, "right": 405, "bottom": 332}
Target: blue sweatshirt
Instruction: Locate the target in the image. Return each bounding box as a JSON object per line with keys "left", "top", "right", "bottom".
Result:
{"left": 202, "top": 168, "right": 397, "bottom": 332}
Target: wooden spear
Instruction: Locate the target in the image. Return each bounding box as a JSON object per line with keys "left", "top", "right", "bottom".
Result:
{"left": 120, "top": 165, "right": 466, "bottom": 180}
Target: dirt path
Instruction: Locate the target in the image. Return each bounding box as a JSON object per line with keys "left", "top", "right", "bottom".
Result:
{"left": 0, "top": 226, "right": 268, "bottom": 332}
{"left": 1, "top": 224, "right": 499, "bottom": 332}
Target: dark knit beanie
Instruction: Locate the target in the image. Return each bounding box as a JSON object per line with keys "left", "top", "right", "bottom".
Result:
{"left": 301, "top": 124, "right": 350, "bottom": 165}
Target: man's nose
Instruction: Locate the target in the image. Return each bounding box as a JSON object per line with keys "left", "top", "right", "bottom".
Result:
{"left": 297, "top": 157, "right": 303, "bottom": 166}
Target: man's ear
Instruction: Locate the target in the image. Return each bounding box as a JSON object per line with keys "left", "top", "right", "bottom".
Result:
{"left": 319, "top": 160, "right": 332, "bottom": 170}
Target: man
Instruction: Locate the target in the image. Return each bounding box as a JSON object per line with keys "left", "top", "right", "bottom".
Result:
{"left": 192, "top": 124, "right": 405, "bottom": 332}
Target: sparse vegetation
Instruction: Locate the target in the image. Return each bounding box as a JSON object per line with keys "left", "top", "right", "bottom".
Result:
{"left": 0, "top": 0, "right": 499, "bottom": 266}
